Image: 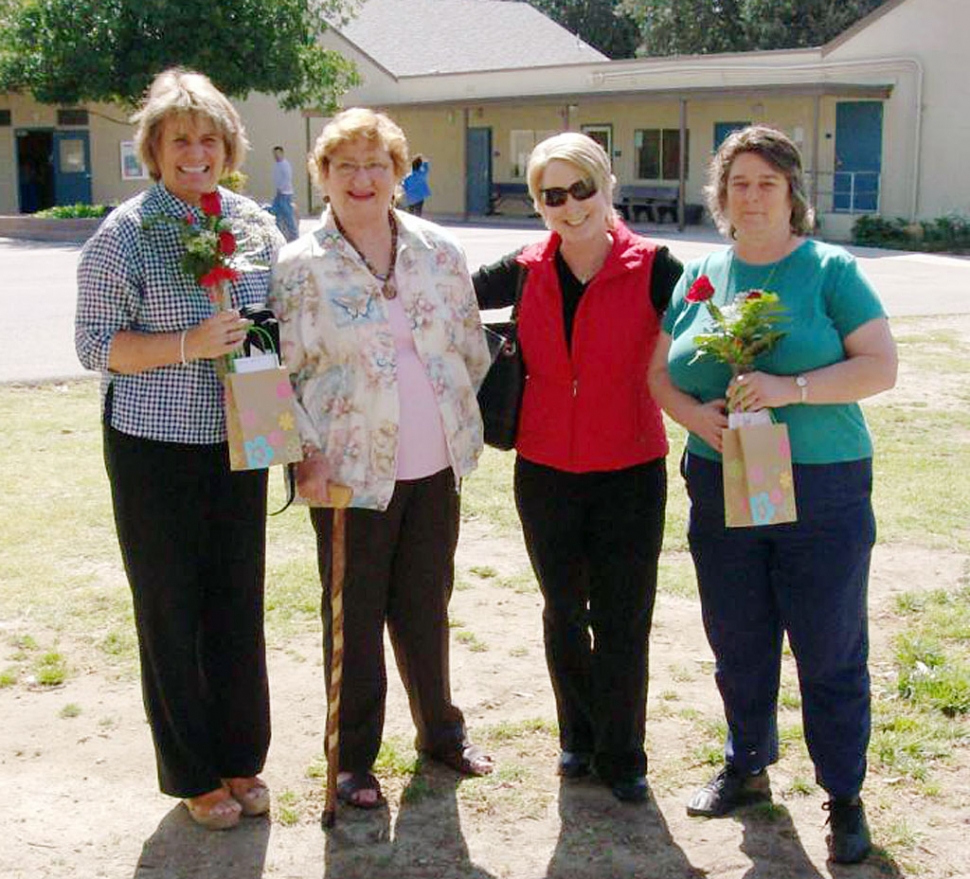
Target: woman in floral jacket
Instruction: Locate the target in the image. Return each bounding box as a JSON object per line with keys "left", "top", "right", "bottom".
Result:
{"left": 270, "top": 108, "right": 493, "bottom": 811}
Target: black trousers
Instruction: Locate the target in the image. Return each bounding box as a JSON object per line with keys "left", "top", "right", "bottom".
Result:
{"left": 311, "top": 468, "right": 466, "bottom": 774}
{"left": 514, "top": 456, "right": 666, "bottom": 783}
{"left": 103, "top": 424, "right": 270, "bottom": 798}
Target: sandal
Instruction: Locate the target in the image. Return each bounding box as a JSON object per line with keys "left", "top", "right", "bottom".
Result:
{"left": 184, "top": 786, "right": 242, "bottom": 831}
{"left": 336, "top": 772, "right": 385, "bottom": 810}
{"left": 429, "top": 743, "right": 495, "bottom": 777}
{"left": 224, "top": 776, "right": 271, "bottom": 816}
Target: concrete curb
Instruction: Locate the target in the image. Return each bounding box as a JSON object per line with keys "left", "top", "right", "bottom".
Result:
{"left": 0, "top": 216, "right": 105, "bottom": 243}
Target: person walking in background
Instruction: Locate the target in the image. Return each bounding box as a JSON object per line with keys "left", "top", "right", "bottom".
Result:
{"left": 272, "top": 145, "right": 299, "bottom": 241}
{"left": 270, "top": 108, "right": 494, "bottom": 813}
{"left": 75, "top": 68, "right": 284, "bottom": 831}
{"left": 648, "top": 125, "right": 897, "bottom": 863}
{"left": 473, "top": 132, "right": 683, "bottom": 804}
{"left": 402, "top": 154, "right": 431, "bottom": 215}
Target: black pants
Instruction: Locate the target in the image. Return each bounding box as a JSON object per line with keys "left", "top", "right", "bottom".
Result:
{"left": 514, "top": 456, "right": 666, "bottom": 783}
{"left": 311, "top": 468, "right": 466, "bottom": 773}
{"left": 103, "top": 425, "right": 270, "bottom": 798}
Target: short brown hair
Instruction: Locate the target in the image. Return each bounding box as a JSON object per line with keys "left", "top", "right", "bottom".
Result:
{"left": 308, "top": 108, "right": 409, "bottom": 198}
{"left": 705, "top": 125, "right": 815, "bottom": 238}
{"left": 131, "top": 68, "right": 249, "bottom": 181}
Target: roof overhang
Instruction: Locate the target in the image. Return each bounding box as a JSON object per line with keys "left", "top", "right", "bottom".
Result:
{"left": 304, "top": 81, "right": 892, "bottom": 115}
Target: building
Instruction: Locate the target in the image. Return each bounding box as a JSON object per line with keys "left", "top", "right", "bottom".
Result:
{"left": 0, "top": 0, "right": 965, "bottom": 239}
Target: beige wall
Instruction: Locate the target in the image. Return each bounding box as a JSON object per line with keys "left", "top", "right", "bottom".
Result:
{"left": 828, "top": 0, "right": 968, "bottom": 219}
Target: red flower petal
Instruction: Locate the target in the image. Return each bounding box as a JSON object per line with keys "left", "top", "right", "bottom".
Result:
{"left": 218, "top": 230, "right": 237, "bottom": 256}
{"left": 745, "top": 291, "right": 763, "bottom": 300}
{"left": 200, "top": 191, "right": 222, "bottom": 217}
{"left": 686, "top": 275, "right": 715, "bottom": 303}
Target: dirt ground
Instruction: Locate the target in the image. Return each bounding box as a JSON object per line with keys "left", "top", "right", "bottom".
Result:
{"left": 4, "top": 321, "right": 970, "bottom": 879}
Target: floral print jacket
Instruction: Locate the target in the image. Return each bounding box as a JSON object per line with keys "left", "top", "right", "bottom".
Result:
{"left": 269, "top": 208, "right": 490, "bottom": 510}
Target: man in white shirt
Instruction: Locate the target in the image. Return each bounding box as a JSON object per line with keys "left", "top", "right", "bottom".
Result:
{"left": 272, "top": 146, "right": 298, "bottom": 242}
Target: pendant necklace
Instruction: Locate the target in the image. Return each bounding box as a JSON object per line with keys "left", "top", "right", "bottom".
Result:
{"left": 728, "top": 248, "right": 781, "bottom": 300}
{"left": 333, "top": 210, "right": 399, "bottom": 300}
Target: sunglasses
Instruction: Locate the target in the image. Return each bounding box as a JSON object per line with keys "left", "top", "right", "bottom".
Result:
{"left": 539, "top": 178, "right": 598, "bottom": 207}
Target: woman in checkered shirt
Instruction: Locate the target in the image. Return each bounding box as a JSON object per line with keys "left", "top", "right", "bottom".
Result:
{"left": 76, "top": 69, "right": 284, "bottom": 831}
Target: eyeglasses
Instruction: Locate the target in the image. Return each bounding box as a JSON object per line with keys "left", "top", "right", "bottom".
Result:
{"left": 331, "top": 160, "right": 392, "bottom": 179}
{"left": 539, "top": 179, "right": 598, "bottom": 207}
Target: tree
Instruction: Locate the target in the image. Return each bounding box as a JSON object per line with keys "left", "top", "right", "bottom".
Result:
{"left": 0, "top": 0, "right": 360, "bottom": 110}
{"left": 622, "top": 0, "right": 890, "bottom": 56}
{"left": 512, "top": 0, "right": 641, "bottom": 59}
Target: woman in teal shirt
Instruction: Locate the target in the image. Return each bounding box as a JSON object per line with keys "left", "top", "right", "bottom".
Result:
{"left": 648, "top": 125, "right": 897, "bottom": 864}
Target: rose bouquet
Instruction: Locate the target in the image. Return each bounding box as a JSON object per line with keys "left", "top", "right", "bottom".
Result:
{"left": 686, "top": 274, "right": 788, "bottom": 375}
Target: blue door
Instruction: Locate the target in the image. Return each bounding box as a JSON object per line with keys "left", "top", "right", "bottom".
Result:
{"left": 466, "top": 127, "right": 492, "bottom": 215}
{"left": 714, "top": 121, "right": 750, "bottom": 151}
{"left": 53, "top": 130, "right": 93, "bottom": 205}
{"left": 834, "top": 102, "right": 882, "bottom": 213}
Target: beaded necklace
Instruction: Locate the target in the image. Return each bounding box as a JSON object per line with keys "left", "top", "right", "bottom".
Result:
{"left": 333, "top": 210, "right": 399, "bottom": 300}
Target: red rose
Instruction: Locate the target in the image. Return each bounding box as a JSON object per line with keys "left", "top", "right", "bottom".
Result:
{"left": 199, "top": 191, "right": 222, "bottom": 217}
{"left": 199, "top": 265, "right": 241, "bottom": 288}
{"left": 218, "top": 230, "right": 237, "bottom": 256}
{"left": 745, "top": 291, "right": 763, "bottom": 300}
{"left": 686, "top": 275, "right": 715, "bottom": 303}
{"left": 185, "top": 212, "right": 196, "bottom": 225}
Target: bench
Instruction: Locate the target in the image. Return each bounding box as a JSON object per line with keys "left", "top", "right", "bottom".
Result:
{"left": 490, "top": 182, "right": 537, "bottom": 216}
{"left": 614, "top": 185, "right": 680, "bottom": 223}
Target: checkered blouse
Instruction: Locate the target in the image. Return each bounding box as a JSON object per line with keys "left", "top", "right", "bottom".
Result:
{"left": 76, "top": 184, "right": 283, "bottom": 444}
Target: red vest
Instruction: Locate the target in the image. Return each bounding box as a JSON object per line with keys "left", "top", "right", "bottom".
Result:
{"left": 514, "top": 223, "right": 668, "bottom": 473}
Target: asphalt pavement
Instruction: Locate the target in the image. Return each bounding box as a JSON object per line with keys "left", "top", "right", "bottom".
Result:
{"left": 2, "top": 220, "right": 968, "bottom": 383}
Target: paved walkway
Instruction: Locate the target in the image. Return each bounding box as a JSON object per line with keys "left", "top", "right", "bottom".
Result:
{"left": 3, "top": 221, "right": 968, "bottom": 383}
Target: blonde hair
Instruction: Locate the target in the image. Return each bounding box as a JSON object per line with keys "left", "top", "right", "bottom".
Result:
{"left": 705, "top": 124, "right": 815, "bottom": 238}
{"left": 527, "top": 132, "right": 617, "bottom": 225}
{"left": 308, "top": 108, "right": 410, "bottom": 198}
{"left": 131, "top": 68, "right": 249, "bottom": 181}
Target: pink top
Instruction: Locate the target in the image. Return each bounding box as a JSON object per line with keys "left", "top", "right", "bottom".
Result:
{"left": 385, "top": 293, "right": 451, "bottom": 479}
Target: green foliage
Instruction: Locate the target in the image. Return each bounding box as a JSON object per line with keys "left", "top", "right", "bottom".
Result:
{"left": 511, "top": 0, "right": 640, "bottom": 59}
{"left": 622, "top": 0, "right": 888, "bottom": 55}
{"left": 34, "top": 203, "right": 113, "bottom": 219}
{"left": 218, "top": 170, "right": 248, "bottom": 194}
{"left": 690, "top": 290, "right": 789, "bottom": 373}
{"left": 0, "top": 0, "right": 360, "bottom": 110}
{"left": 853, "top": 213, "right": 970, "bottom": 254}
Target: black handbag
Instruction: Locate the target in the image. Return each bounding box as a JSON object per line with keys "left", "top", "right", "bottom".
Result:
{"left": 477, "top": 269, "right": 526, "bottom": 451}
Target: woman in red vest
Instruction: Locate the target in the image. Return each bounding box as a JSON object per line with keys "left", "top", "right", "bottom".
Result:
{"left": 473, "top": 132, "right": 682, "bottom": 802}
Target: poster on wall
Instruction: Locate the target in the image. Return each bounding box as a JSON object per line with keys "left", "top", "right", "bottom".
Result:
{"left": 120, "top": 142, "right": 149, "bottom": 180}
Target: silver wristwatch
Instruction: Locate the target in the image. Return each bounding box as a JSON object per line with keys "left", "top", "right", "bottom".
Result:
{"left": 795, "top": 374, "right": 809, "bottom": 404}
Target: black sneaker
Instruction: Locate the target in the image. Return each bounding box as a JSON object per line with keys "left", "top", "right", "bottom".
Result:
{"left": 686, "top": 765, "right": 771, "bottom": 817}
{"left": 824, "top": 797, "right": 872, "bottom": 864}
{"left": 611, "top": 775, "right": 648, "bottom": 803}
{"left": 557, "top": 750, "right": 592, "bottom": 779}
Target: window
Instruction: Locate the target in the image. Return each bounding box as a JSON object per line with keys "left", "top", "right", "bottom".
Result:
{"left": 0, "top": 110, "right": 11, "bottom": 127}
{"left": 509, "top": 129, "right": 558, "bottom": 178}
{"left": 635, "top": 129, "right": 689, "bottom": 181}
{"left": 581, "top": 124, "right": 613, "bottom": 160}
{"left": 57, "top": 108, "right": 89, "bottom": 126}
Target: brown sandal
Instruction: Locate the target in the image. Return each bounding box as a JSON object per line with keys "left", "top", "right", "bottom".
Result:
{"left": 223, "top": 776, "right": 271, "bottom": 816}
{"left": 429, "top": 743, "right": 495, "bottom": 777}
{"left": 184, "top": 786, "right": 242, "bottom": 830}
{"left": 336, "top": 772, "right": 385, "bottom": 809}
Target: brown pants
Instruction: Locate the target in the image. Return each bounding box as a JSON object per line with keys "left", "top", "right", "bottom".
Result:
{"left": 310, "top": 468, "right": 466, "bottom": 773}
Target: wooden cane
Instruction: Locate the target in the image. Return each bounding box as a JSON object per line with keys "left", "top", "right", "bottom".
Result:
{"left": 321, "top": 484, "right": 353, "bottom": 829}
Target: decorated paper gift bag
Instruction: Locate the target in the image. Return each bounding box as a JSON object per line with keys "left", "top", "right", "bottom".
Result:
{"left": 225, "top": 364, "right": 303, "bottom": 471}
{"left": 721, "top": 422, "right": 798, "bottom": 528}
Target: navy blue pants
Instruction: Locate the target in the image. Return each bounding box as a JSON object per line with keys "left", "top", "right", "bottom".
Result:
{"left": 515, "top": 456, "right": 666, "bottom": 784}
{"left": 684, "top": 453, "right": 874, "bottom": 800}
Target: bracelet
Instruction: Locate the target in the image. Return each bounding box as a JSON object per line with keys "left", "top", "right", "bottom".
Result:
{"left": 179, "top": 330, "right": 188, "bottom": 366}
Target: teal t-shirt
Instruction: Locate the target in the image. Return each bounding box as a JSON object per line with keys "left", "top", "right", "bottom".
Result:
{"left": 662, "top": 239, "right": 886, "bottom": 464}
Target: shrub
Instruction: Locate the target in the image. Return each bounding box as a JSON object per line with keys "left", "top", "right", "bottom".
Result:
{"left": 853, "top": 212, "right": 970, "bottom": 253}
{"left": 33, "top": 203, "right": 113, "bottom": 219}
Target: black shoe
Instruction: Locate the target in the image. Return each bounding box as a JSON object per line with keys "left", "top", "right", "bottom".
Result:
{"left": 686, "top": 765, "right": 771, "bottom": 817}
{"left": 557, "top": 750, "right": 592, "bottom": 778}
{"left": 611, "top": 775, "right": 648, "bottom": 803}
{"left": 824, "top": 797, "right": 872, "bottom": 864}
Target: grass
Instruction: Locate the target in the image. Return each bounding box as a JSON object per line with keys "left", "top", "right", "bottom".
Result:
{"left": 1, "top": 317, "right": 969, "bottom": 869}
